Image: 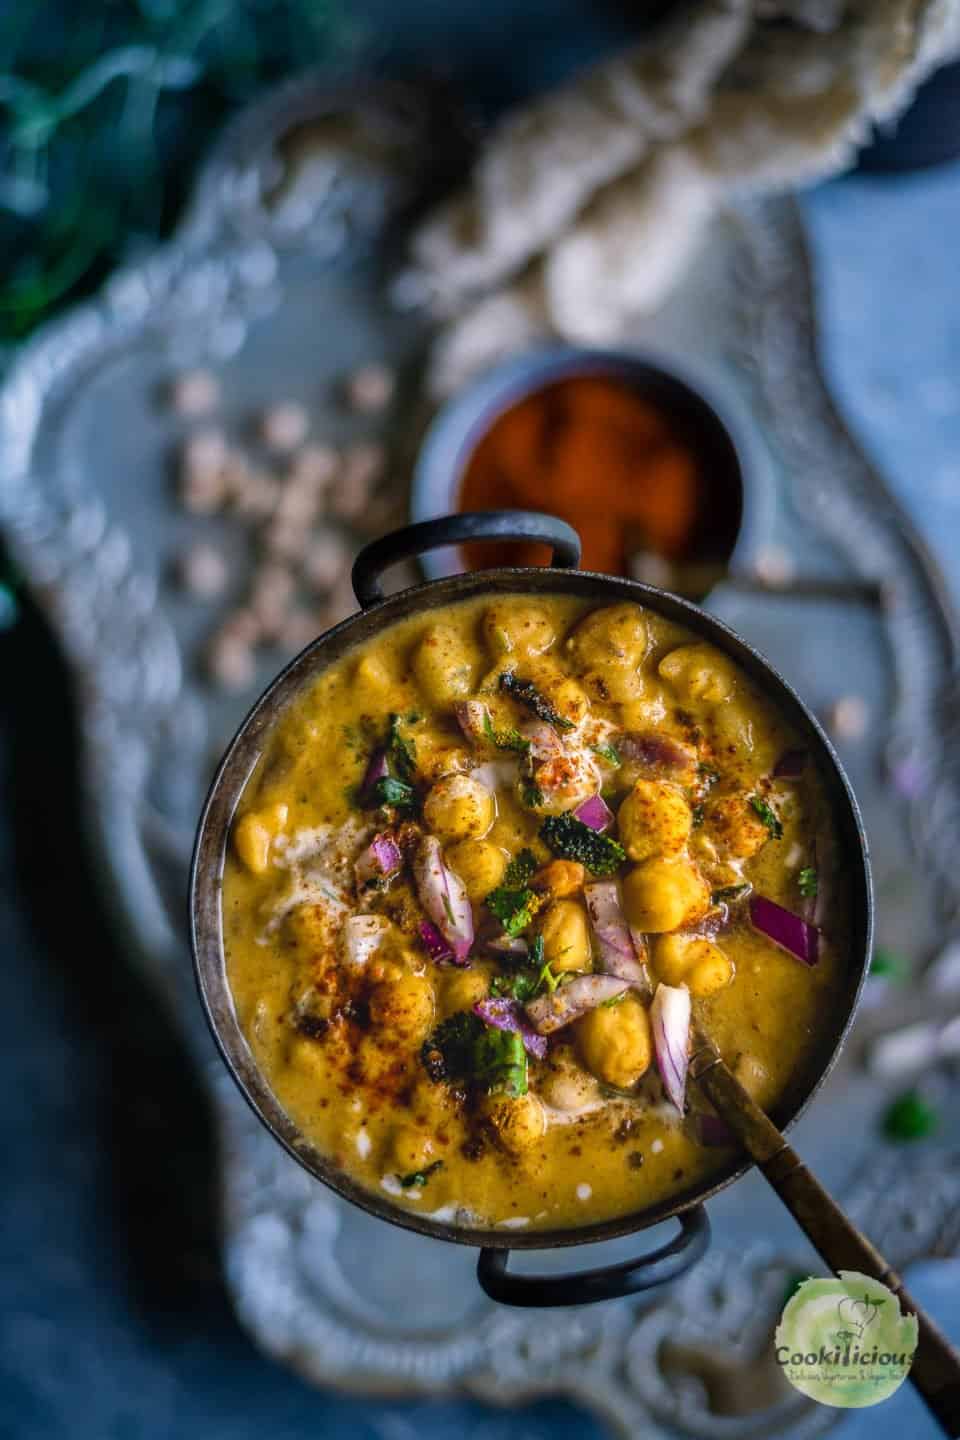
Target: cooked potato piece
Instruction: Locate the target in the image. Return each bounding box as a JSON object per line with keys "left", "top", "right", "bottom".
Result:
{"left": 368, "top": 973, "right": 435, "bottom": 1042}
{"left": 575, "top": 995, "right": 653, "bottom": 1089}
{"left": 537, "top": 899, "right": 592, "bottom": 973}
{"left": 659, "top": 644, "right": 736, "bottom": 704}
{"left": 481, "top": 602, "right": 555, "bottom": 657}
{"left": 622, "top": 855, "right": 710, "bottom": 933}
{"left": 424, "top": 773, "right": 495, "bottom": 841}
{"left": 413, "top": 623, "right": 475, "bottom": 703}
{"left": 581, "top": 663, "right": 645, "bottom": 704}
{"left": 438, "top": 966, "right": 489, "bottom": 1016}
{"left": 653, "top": 935, "right": 735, "bottom": 996}
{"left": 445, "top": 838, "right": 507, "bottom": 900}
{"left": 482, "top": 1092, "right": 546, "bottom": 1155}
{"left": 532, "top": 859, "right": 585, "bottom": 900}
{"left": 617, "top": 779, "right": 692, "bottom": 862}
{"left": 567, "top": 604, "right": 647, "bottom": 670}
{"left": 539, "top": 1047, "right": 602, "bottom": 1112}
{"left": 389, "top": 1124, "right": 436, "bottom": 1173}
{"left": 234, "top": 802, "right": 288, "bottom": 873}
{"left": 521, "top": 659, "right": 590, "bottom": 728}
{"left": 703, "top": 791, "right": 771, "bottom": 860}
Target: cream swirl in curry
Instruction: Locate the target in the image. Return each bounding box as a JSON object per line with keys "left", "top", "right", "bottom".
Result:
{"left": 223, "top": 596, "right": 846, "bottom": 1230}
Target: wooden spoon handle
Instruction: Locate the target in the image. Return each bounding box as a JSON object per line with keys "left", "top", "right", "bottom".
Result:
{"left": 689, "top": 1035, "right": 960, "bottom": 1437}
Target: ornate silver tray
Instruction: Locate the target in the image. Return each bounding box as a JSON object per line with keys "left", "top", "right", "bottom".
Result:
{"left": 2, "top": 73, "right": 959, "bottom": 1438}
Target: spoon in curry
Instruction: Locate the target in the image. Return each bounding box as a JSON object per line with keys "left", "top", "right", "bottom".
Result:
{"left": 688, "top": 1024, "right": 960, "bottom": 1437}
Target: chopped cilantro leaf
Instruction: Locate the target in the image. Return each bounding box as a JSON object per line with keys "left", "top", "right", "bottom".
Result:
{"left": 388, "top": 713, "right": 417, "bottom": 781}
{"left": 749, "top": 794, "right": 783, "bottom": 840}
{"left": 798, "top": 867, "right": 818, "bottom": 898}
{"left": 491, "top": 970, "right": 539, "bottom": 1001}
{"left": 691, "top": 803, "right": 705, "bottom": 828}
{"left": 539, "top": 813, "right": 626, "bottom": 875}
{"left": 499, "top": 671, "right": 575, "bottom": 732}
{"left": 591, "top": 743, "right": 622, "bottom": 767}
{"left": 520, "top": 779, "right": 545, "bottom": 809}
{"left": 399, "top": 1160, "right": 444, "bottom": 1188}
{"left": 600, "top": 990, "right": 627, "bottom": 1008}
{"left": 528, "top": 934, "right": 545, "bottom": 968}
{"left": 698, "top": 763, "right": 721, "bottom": 785}
{"left": 371, "top": 776, "right": 416, "bottom": 811}
{"left": 536, "top": 959, "right": 560, "bottom": 993}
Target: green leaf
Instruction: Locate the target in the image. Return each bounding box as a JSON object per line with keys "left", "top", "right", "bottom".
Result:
{"left": 399, "top": 1160, "right": 444, "bottom": 1188}
{"left": 520, "top": 780, "right": 545, "bottom": 810}
{"left": 420, "top": 1012, "right": 485, "bottom": 1083}
{"left": 749, "top": 794, "right": 783, "bottom": 840}
{"left": 591, "top": 743, "right": 621, "bottom": 767}
{"left": 371, "top": 776, "right": 415, "bottom": 811}
{"left": 798, "top": 867, "right": 818, "bottom": 899}
{"left": 485, "top": 885, "right": 543, "bottom": 937}
{"left": 388, "top": 713, "right": 417, "bottom": 781}
{"left": 499, "top": 671, "right": 575, "bottom": 732}
{"left": 539, "top": 813, "right": 626, "bottom": 876}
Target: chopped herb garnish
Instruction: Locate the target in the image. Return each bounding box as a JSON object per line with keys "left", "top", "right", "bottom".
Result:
{"left": 481, "top": 710, "right": 531, "bottom": 755}
{"left": 591, "top": 743, "right": 622, "bottom": 767}
{"left": 711, "top": 883, "right": 752, "bottom": 905}
{"left": 749, "top": 794, "right": 783, "bottom": 840}
{"left": 420, "top": 1011, "right": 485, "bottom": 1083}
{"left": 371, "top": 775, "right": 416, "bottom": 811}
{"left": 475, "top": 1027, "right": 528, "bottom": 1097}
{"left": 539, "top": 813, "right": 626, "bottom": 875}
{"left": 399, "top": 1160, "right": 444, "bottom": 1189}
{"left": 491, "top": 970, "right": 540, "bottom": 1002}
{"left": 503, "top": 850, "right": 537, "bottom": 888}
{"left": 529, "top": 934, "right": 545, "bottom": 968}
{"left": 485, "top": 885, "right": 544, "bottom": 937}
{"left": 536, "top": 959, "right": 560, "bottom": 994}
{"left": 600, "top": 989, "right": 627, "bottom": 1008}
{"left": 698, "top": 763, "right": 721, "bottom": 785}
{"left": 499, "top": 671, "right": 575, "bottom": 732}
{"left": 520, "top": 779, "right": 545, "bottom": 809}
{"left": 388, "top": 713, "right": 417, "bottom": 781}
{"left": 798, "top": 867, "right": 818, "bottom": 899}
{"left": 691, "top": 803, "right": 705, "bottom": 828}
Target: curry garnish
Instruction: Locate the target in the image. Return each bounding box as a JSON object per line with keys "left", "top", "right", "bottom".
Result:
{"left": 539, "top": 813, "right": 626, "bottom": 875}
{"left": 749, "top": 793, "right": 783, "bottom": 840}
{"left": 499, "top": 671, "right": 575, "bottom": 732}
{"left": 798, "top": 867, "right": 818, "bottom": 899}
{"left": 399, "top": 1160, "right": 444, "bottom": 1189}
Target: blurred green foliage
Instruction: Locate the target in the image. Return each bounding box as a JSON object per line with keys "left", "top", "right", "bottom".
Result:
{"left": 0, "top": 0, "right": 349, "bottom": 347}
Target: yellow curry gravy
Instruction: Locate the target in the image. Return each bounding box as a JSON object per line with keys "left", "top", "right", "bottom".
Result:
{"left": 223, "top": 595, "right": 847, "bottom": 1232}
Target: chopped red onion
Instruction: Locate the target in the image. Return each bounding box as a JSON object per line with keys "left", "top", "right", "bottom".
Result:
{"left": 525, "top": 975, "right": 629, "bottom": 1034}
{"left": 419, "top": 919, "right": 453, "bottom": 962}
{"left": 454, "top": 700, "right": 489, "bottom": 744}
{"left": 617, "top": 731, "right": 697, "bottom": 776}
{"left": 414, "top": 836, "right": 474, "bottom": 963}
{"left": 574, "top": 794, "right": 614, "bottom": 832}
{"left": 584, "top": 881, "right": 647, "bottom": 985}
{"left": 651, "top": 982, "right": 691, "bottom": 1113}
{"left": 749, "top": 894, "right": 820, "bottom": 966}
{"left": 355, "top": 832, "right": 402, "bottom": 887}
{"left": 474, "top": 998, "right": 548, "bottom": 1059}
{"left": 358, "top": 746, "right": 389, "bottom": 805}
{"left": 773, "top": 748, "right": 807, "bottom": 779}
{"left": 484, "top": 934, "right": 529, "bottom": 958}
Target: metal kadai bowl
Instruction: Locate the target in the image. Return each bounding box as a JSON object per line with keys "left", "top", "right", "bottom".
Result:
{"left": 190, "top": 511, "right": 872, "bottom": 1308}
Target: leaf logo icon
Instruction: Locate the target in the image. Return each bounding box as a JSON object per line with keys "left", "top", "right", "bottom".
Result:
{"left": 836, "top": 1294, "right": 882, "bottom": 1338}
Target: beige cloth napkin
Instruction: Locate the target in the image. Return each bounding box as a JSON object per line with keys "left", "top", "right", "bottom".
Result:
{"left": 407, "top": 0, "right": 960, "bottom": 394}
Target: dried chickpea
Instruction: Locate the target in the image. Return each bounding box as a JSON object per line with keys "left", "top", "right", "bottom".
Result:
{"left": 481, "top": 602, "right": 555, "bottom": 657}
{"left": 424, "top": 774, "right": 495, "bottom": 841}
{"left": 445, "top": 838, "right": 507, "bottom": 900}
{"left": 482, "top": 1092, "right": 546, "bottom": 1155}
{"left": 653, "top": 935, "right": 735, "bottom": 996}
{"left": 622, "top": 855, "right": 710, "bottom": 934}
{"left": 413, "top": 624, "right": 475, "bottom": 703}
{"left": 575, "top": 995, "right": 652, "bottom": 1089}
{"left": 537, "top": 899, "right": 591, "bottom": 973}
{"left": 234, "top": 803, "right": 288, "bottom": 874}
{"left": 617, "top": 779, "right": 692, "bottom": 862}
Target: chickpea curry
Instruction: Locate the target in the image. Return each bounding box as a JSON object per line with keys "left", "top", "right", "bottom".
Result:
{"left": 223, "top": 595, "right": 847, "bottom": 1232}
